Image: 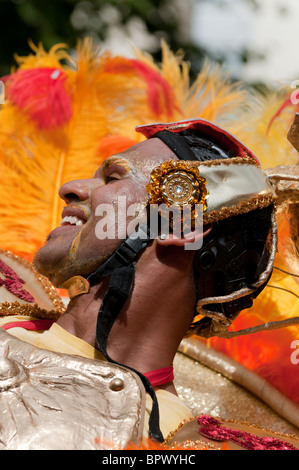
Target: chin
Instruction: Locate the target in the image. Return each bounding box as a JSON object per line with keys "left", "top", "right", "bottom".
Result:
{"left": 33, "top": 247, "right": 97, "bottom": 289}
{"left": 32, "top": 246, "right": 68, "bottom": 288}
{"left": 33, "top": 233, "right": 117, "bottom": 288}
{"left": 32, "top": 231, "right": 79, "bottom": 285}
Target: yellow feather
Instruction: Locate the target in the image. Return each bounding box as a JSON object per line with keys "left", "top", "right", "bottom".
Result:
{"left": 0, "top": 38, "right": 297, "bottom": 260}
{"left": 1, "top": 40, "right": 298, "bottom": 404}
{"left": 233, "top": 88, "right": 299, "bottom": 168}
{"left": 14, "top": 41, "right": 70, "bottom": 71}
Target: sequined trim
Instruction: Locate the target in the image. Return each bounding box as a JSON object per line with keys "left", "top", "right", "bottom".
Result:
{"left": 0, "top": 301, "right": 61, "bottom": 320}
{"left": 165, "top": 438, "right": 221, "bottom": 450}
{"left": 203, "top": 193, "right": 276, "bottom": 224}
{"left": 163, "top": 415, "right": 299, "bottom": 451}
{"left": 187, "top": 156, "right": 260, "bottom": 169}
{"left": 163, "top": 417, "right": 221, "bottom": 450}
{"left": 0, "top": 250, "right": 66, "bottom": 313}
{"left": 197, "top": 415, "right": 298, "bottom": 450}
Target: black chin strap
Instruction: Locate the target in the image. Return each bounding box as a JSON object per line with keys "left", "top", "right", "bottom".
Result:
{"left": 86, "top": 224, "right": 164, "bottom": 443}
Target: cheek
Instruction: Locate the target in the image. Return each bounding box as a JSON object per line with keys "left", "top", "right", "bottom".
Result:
{"left": 90, "top": 182, "right": 148, "bottom": 242}
{"left": 91, "top": 181, "right": 148, "bottom": 212}
{"left": 69, "top": 219, "right": 121, "bottom": 268}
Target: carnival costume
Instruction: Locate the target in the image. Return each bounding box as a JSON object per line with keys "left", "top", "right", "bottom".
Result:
{"left": 0, "top": 40, "right": 298, "bottom": 450}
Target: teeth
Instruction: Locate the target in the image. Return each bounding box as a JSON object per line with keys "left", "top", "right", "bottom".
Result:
{"left": 60, "top": 216, "right": 84, "bottom": 227}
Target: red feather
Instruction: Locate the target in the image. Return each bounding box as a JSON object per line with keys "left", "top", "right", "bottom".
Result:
{"left": 266, "top": 96, "right": 293, "bottom": 135}
{"left": 5, "top": 67, "right": 72, "bottom": 129}
{"left": 104, "top": 58, "right": 179, "bottom": 117}
{"left": 130, "top": 59, "right": 176, "bottom": 116}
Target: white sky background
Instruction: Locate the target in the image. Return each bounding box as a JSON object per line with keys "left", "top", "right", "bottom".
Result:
{"left": 191, "top": 0, "right": 299, "bottom": 83}
{"left": 82, "top": 0, "right": 299, "bottom": 85}
{"left": 190, "top": 0, "right": 299, "bottom": 84}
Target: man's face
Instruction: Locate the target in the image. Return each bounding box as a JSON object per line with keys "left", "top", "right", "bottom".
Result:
{"left": 33, "top": 138, "right": 176, "bottom": 287}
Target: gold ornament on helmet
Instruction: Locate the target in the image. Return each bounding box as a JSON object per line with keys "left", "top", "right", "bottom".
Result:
{"left": 147, "top": 160, "right": 208, "bottom": 211}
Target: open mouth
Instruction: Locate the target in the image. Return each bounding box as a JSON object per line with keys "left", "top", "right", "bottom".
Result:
{"left": 60, "top": 215, "right": 86, "bottom": 227}
{"left": 47, "top": 209, "right": 88, "bottom": 241}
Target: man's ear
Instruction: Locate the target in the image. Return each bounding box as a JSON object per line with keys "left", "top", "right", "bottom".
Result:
{"left": 156, "top": 225, "right": 212, "bottom": 250}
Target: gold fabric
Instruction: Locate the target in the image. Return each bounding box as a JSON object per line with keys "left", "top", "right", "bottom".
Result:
{"left": 1, "top": 318, "right": 193, "bottom": 440}
{"left": 1, "top": 315, "right": 298, "bottom": 448}
{"left": 199, "top": 159, "right": 275, "bottom": 214}
{"left": 0, "top": 328, "right": 145, "bottom": 450}
{"left": 0, "top": 318, "right": 105, "bottom": 361}
{"left": 175, "top": 338, "right": 299, "bottom": 436}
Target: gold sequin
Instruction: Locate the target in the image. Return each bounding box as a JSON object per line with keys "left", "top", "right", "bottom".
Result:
{"left": 0, "top": 249, "right": 66, "bottom": 314}
{"left": 163, "top": 414, "right": 299, "bottom": 450}
{"left": 202, "top": 193, "right": 276, "bottom": 225}
{"left": 0, "top": 301, "right": 61, "bottom": 320}
{"left": 147, "top": 160, "right": 209, "bottom": 211}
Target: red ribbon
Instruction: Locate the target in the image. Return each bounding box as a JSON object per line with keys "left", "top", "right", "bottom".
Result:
{"left": 198, "top": 415, "right": 297, "bottom": 450}
{"left": 144, "top": 366, "right": 174, "bottom": 387}
{"left": 2, "top": 320, "right": 55, "bottom": 332}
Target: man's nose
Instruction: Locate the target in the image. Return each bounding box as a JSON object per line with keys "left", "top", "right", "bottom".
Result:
{"left": 59, "top": 179, "right": 99, "bottom": 204}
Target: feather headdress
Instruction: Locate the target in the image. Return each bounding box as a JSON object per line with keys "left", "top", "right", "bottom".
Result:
{"left": 0, "top": 39, "right": 247, "bottom": 259}
{"left": 0, "top": 39, "right": 298, "bottom": 405}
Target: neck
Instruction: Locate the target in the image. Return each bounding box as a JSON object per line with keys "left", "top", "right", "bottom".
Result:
{"left": 56, "top": 244, "right": 196, "bottom": 392}
{"left": 56, "top": 280, "right": 107, "bottom": 349}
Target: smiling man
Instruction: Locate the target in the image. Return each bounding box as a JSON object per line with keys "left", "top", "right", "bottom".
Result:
{"left": 28, "top": 118, "right": 277, "bottom": 440}
{"left": 1, "top": 118, "right": 298, "bottom": 450}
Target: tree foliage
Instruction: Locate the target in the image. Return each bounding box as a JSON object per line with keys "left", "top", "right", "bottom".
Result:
{"left": 0, "top": 0, "right": 206, "bottom": 77}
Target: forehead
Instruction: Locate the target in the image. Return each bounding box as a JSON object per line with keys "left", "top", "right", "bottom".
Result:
{"left": 111, "top": 138, "right": 178, "bottom": 175}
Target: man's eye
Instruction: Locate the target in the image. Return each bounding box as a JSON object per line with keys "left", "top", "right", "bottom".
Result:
{"left": 104, "top": 173, "right": 121, "bottom": 184}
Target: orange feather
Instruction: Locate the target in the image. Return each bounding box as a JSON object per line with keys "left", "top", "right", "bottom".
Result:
{"left": 0, "top": 38, "right": 298, "bottom": 407}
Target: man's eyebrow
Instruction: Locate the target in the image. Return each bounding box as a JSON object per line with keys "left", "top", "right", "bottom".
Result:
{"left": 101, "top": 156, "right": 133, "bottom": 172}
{"left": 93, "top": 156, "right": 133, "bottom": 178}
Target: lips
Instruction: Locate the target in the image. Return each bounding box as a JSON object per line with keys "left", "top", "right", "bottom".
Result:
{"left": 47, "top": 206, "right": 88, "bottom": 240}
{"left": 61, "top": 206, "right": 88, "bottom": 225}
{"left": 60, "top": 215, "right": 85, "bottom": 227}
